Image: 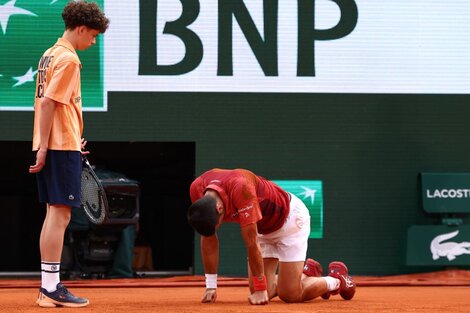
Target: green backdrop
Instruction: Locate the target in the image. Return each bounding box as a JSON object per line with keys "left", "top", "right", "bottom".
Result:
{"left": 2, "top": 92, "right": 470, "bottom": 275}
{"left": 0, "top": 0, "right": 104, "bottom": 110}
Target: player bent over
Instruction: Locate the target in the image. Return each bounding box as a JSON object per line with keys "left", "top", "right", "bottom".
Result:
{"left": 187, "top": 168, "right": 356, "bottom": 305}
{"left": 29, "top": 0, "right": 109, "bottom": 308}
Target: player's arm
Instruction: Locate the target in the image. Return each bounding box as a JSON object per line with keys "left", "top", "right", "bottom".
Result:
{"left": 29, "top": 97, "right": 58, "bottom": 173}
{"left": 241, "top": 223, "right": 269, "bottom": 305}
{"left": 200, "top": 233, "right": 219, "bottom": 303}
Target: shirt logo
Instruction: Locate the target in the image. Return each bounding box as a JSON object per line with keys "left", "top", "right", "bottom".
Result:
{"left": 239, "top": 204, "right": 253, "bottom": 213}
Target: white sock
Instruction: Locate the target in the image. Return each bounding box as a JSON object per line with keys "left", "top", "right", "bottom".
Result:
{"left": 323, "top": 276, "right": 341, "bottom": 291}
{"left": 41, "top": 262, "right": 60, "bottom": 292}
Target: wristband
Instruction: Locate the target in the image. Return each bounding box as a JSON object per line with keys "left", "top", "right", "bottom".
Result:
{"left": 205, "top": 273, "right": 217, "bottom": 289}
{"left": 253, "top": 275, "right": 267, "bottom": 291}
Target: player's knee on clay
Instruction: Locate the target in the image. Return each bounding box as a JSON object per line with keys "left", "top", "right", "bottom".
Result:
{"left": 278, "top": 290, "right": 302, "bottom": 303}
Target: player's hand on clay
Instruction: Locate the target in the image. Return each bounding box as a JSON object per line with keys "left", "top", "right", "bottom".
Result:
{"left": 201, "top": 288, "right": 217, "bottom": 303}
{"left": 248, "top": 290, "right": 269, "bottom": 305}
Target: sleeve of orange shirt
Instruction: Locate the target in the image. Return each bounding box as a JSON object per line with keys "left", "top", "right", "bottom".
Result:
{"left": 45, "top": 56, "right": 80, "bottom": 106}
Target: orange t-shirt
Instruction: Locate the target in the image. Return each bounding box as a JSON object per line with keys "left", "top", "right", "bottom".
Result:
{"left": 32, "top": 38, "right": 83, "bottom": 151}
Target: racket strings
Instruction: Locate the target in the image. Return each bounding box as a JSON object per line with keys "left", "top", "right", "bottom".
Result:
{"left": 81, "top": 168, "right": 106, "bottom": 224}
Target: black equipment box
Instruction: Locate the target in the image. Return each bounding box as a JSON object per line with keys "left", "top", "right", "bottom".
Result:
{"left": 95, "top": 169, "right": 140, "bottom": 225}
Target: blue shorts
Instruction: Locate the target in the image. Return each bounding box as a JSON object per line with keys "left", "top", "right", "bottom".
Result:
{"left": 35, "top": 150, "right": 82, "bottom": 207}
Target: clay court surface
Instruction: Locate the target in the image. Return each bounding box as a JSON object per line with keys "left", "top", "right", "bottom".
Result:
{"left": 1, "top": 271, "right": 469, "bottom": 312}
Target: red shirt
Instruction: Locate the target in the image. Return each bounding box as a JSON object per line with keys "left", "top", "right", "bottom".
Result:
{"left": 190, "top": 169, "right": 290, "bottom": 234}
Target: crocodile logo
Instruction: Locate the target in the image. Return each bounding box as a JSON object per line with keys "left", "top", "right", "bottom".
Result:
{"left": 430, "top": 230, "right": 470, "bottom": 261}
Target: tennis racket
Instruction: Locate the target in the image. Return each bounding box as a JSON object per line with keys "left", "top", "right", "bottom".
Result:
{"left": 80, "top": 156, "right": 108, "bottom": 224}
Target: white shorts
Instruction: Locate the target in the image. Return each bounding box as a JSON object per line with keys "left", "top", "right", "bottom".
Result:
{"left": 257, "top": 193, "right": 310, "bottom": 262}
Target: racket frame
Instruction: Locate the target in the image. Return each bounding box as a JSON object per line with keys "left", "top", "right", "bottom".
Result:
{"left": 80, "top": 156, "right": 109, "bottom": 224}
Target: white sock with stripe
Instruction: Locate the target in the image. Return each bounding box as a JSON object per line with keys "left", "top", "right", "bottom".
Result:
{"left": 41, "top": 261, "right": 60, "bottom": 292}
{"left": 323, "top": 276, "right": 341, "bottom": 291}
